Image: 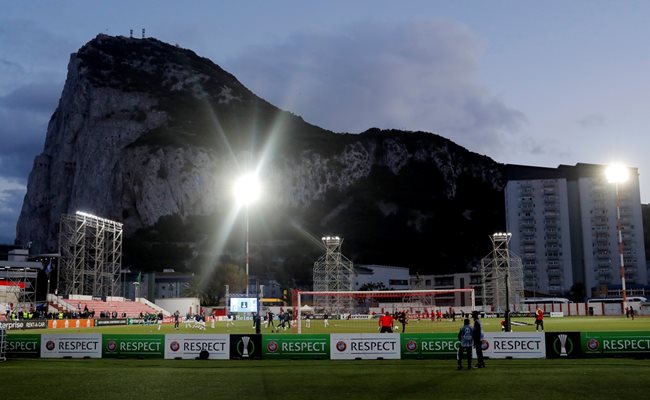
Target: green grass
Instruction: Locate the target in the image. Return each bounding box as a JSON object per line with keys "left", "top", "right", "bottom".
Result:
{"left": 1, "top": 358, "right": 649, "bottom": 400}
{"left": 9, "top": 315, "right": 649, "bottom": 335}
{"left": 3, "top": 316, "right": 650, "bottom": 399}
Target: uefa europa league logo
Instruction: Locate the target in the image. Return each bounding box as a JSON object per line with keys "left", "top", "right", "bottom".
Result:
{"left": 241, "top": 336, "right": 251, "bottom": 358}
{"left": 558, "top": 334, "right": 568, "bottom": 357}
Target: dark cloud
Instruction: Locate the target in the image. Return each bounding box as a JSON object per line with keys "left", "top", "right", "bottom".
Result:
{"left": 0, "top": 106, "right": 50, "bottom": 179}
{"left": 0, "top": 81, "right": 61, "bottom": 113}
{"left": 227, "top": 20, "right": 526, "bottom": 155}
{"left": 0, "top": 20, "right": 72, "bottom": 245}
{"left": 0, "top": 178, "right": 25, "bottom": 244}
{"left": 0, "top": 58, "right": 25, "bottom": 74}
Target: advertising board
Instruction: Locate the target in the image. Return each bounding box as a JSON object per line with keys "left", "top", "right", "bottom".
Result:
{"left": 262, "top": 334, "right": 329, "bottom": 359}
{"left": 0, "top": 319, "right": 48, "bottom": 330}
{"left": 40, "top": 333, "right": 102, "bottom": 358}
{"left": 401, "top": 333, "right": 460, "bottom": 359}
{"left": 482, "top": 333, "right": 545, "bottom": 359}
{"left": 545, "top": 332, "right": 582, "bottom": 358}
{"left": 230, "top": 334, "right": 262, "bottom": 359}
{"left": 48, "top": 319, "right": 95, "bottom": 329}
{"left": 582, "top": 331, "right": 650, "bottom": 356}
{"left": 5, "top": 333, "right": 40, "bottom": 357}
{"left": 164, "top": 334, "right": 229, "bottom": 359}
{"left": 102, "top": 334, "right": 164, "bottom": 358}
{"left": 330, "top": 333, "right": 400, "bottom": 360}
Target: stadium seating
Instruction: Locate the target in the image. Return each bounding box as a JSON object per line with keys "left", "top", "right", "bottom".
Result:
{"left": 61, "top": 299, "right": 159, "bottom": 318}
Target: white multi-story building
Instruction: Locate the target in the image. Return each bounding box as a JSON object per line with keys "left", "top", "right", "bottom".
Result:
{"left": 410, "top": 272, "right": 482, "bottom": 308}
{"left": 505, "top": 163, "right": 647, "bottom": 298}
{"left": 354, "top": 264, "right": 411, "bottom": 291}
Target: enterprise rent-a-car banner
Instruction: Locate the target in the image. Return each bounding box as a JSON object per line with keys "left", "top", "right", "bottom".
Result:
{"left": 164, "top": 334, "right": 229, "bottom": 359}
{"left": 330, "top": 333, "right": 400, "bottom": 360}
{"left": 40, "top": 334, "right": 102, "bottom": 358}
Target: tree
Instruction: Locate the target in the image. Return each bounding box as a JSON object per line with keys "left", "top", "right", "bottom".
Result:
{"left": 183, "top": 262, "right": 248, "bottom": 306}
{"left": 183, "top": 274, "right": 217, "bottom": 306}
{"left": 214, "top": 263, "right": 247, "bottom": 297}
{"left": 359, "top": 282, "right": 387, "bottom": 291}
{"left": 568, "top": 282, "right": 586, "bottom": 303}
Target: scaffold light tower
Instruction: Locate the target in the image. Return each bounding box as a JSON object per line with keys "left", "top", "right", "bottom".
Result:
{"left": 58, "top": 211, "right": 123, "bottom": 297}
{"left": 480, "top": 232, "right": 524, "bottom": 313}
{"left": 312, "top": 236, "right": 354, "bottom": 314}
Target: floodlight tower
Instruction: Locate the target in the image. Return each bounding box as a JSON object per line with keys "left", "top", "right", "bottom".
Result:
{"left": 58, "top": 211, "right": 122, "bottom": 297}
{"left": 606, "top": 163, "right": 630, "bottom": 312}
{"left": 313, "top": 236, "right": 354, "bottom": 314}
{"left": 481, "top": 232, "right": 524, "bottom": 332}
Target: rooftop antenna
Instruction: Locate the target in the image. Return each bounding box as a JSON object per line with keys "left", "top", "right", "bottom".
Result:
{"left": 142, "top": 28, "right": 145, "bottom": 39}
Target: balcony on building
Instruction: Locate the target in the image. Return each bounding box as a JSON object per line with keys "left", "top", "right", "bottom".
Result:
{"left": 544, "top": 219, "right": 558, "bottom": 227}
{"left": 519, "top": 221, "right": 535, "bottom": 229}
{"left": 592, "top": 216, "right": 608, "bottom": 225}
{"left": 521, "top": 237, "right": 536, "bottom": 245}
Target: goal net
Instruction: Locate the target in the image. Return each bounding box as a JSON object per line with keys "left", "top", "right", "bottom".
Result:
{"left": 293, "top": 289, "right": 475, "bottom": 334}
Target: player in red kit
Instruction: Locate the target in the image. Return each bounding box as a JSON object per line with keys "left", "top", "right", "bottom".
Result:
{"left": 379, "top": 312, "right": 394, "bottom": 333}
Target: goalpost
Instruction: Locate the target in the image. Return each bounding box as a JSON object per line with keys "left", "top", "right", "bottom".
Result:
{"left": 293, "top": 288, "right": 475, "bottom": 334}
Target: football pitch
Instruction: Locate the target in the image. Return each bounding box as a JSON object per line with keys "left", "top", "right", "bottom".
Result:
{"left": 7, "top": 315, "right": 649, "bottom": 335}
{"left": 1, "top": 358, "right": 650, "bottom": 400}
{"left": 3, "top": 316, "right": 650, "bottom": 400}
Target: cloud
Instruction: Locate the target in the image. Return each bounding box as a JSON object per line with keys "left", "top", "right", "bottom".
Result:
{"left": 0, "top": 176, "right": 26, "bottom": 244}
{"left": 227, "top": 19, "right": 526, "bottom": 156}
{"left": 0, "top": 19, "right": 73, "bottom": 96}
{"left": 0, "top": 82, "right": 62, "bottom": 113}
{"left": 0, "top": 106, "right": 51, "bottom": 179}
{"left": 0, "top": 19, "right": 71, "bottom": 244}
{"left": 577, "top": 113, "right": 606, "bottom": 128}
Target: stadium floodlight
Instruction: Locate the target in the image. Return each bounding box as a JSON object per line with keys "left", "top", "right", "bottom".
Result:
{"left": 233, "top": 172, "right": 262, "bottom": 296}
{"left": 606, "top": 163, "right": 630, "bottom": 312}
{"left": 233, "top": 173, "right": 261, "bottom": 206}
{"left": 605, "top": 164, "right": 629, "bottom": 185}
{"left": 492, "top": 232, "right": 511, "bottom": 238}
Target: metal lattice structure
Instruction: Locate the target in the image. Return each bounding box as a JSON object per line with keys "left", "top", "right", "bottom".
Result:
{"left": 480, "top": 232, "right": 524, "bottom": 312}
{"left": 0, "top": 264, "right": 39, "bottom": 312}
{"left": 0, "top": 326, "right": 6, "bottom": 362}
{"left": 58, "top": 212, "right": 123, "bottom": 297}
{"left": 312, "top": 236, "right": 354, "bottom": 314}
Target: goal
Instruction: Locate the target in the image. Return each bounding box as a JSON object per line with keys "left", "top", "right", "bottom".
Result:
{"left": 292, "top": 289, "right": 475, "bottom": 333}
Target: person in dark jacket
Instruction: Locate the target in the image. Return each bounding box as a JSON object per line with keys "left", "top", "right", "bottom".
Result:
{"left": 472, "top": 311, "right": 485, "bottom": 368}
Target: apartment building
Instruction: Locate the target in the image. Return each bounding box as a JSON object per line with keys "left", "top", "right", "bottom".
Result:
{"left": 505, "top": 163, "right": 647, "bottom": 298}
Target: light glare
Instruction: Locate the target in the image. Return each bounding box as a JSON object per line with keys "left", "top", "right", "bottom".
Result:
{"left": 605, "top": 164, "right": 629, "bottom": 184}
{"left": 234, "top": 173, "right": 261, "bottom": 205}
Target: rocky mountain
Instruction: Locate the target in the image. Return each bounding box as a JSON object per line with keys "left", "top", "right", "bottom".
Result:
{"left": 17, "top": 34, "right": 506, "bottom": 285}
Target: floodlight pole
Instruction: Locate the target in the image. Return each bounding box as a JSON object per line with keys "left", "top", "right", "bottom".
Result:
{"left": 606, "top": 164, "right": 629, "bottom": 314}
{"left": 504, "top": 268, "right": 511, "bottom": 332}
{"left": 614, "top": 182, "right": 628, "bottom": 312}
{"left": 245, "top": 204, "right": 250, "bottom": 297}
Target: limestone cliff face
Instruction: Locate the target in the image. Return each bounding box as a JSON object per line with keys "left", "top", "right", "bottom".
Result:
{"left": 17, "top": 34, "right": 504, "bottom": 276}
